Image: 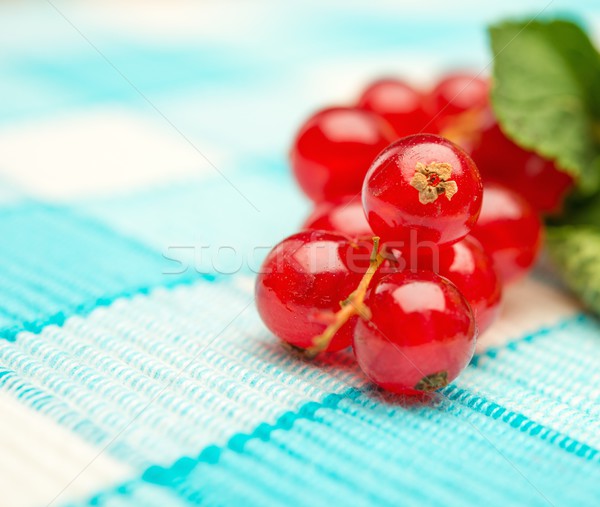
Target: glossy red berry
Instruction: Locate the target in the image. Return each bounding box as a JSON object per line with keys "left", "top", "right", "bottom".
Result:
{"left": 470, "top": 183, "right": 543, "bottom": 284}
{"left": 362, "top": 134, "right": 483, "bottom": 246}
{"left": 255, "top": 230, "right": 370, "bottom": 352}
{"left": 423, "top": 74, "right": 489, "bottom": 132}
{"left": 357, "top": 79, "right": 431, "bottom": 138}
{"left": 353, "top": 271, "right": 476, "bottom": 395}
{"left": 415, "top": 236, "right": 502, "bottom": 334}
{"left": 302, "top": 197, "right": 372, "bottom": 240}
{"left": 470, "top": 121, "right": 573, "bottom": 213}
{"left": 291, "top": 107, "right": 395, "bottom": 202}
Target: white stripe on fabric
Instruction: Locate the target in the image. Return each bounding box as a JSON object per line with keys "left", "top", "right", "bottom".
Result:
{"left": 0, "top": 280, "right": 365, "bottom": 470}
{"left": 0, "top": 391, "right": 131, "bottom": 507}
{"left": 0, "top": 274, "right": 582, "bottom": 466}
{"left": 0, "top": 108, "right": 226, "bottom": 201}
{"left": 476, "top": 276, "right": 580, "bottom": 353}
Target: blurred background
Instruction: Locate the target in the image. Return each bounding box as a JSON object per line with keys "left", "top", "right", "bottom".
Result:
{"left": 1, "top": 0, "right": 598, "bottom": 276}
{"left": 2, "top": 2, "right": 600, "bottom": 506}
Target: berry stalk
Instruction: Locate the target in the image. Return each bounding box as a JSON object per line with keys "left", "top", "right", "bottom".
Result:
{"left": 306, "top": 237, "right": 385, "bottom": 357}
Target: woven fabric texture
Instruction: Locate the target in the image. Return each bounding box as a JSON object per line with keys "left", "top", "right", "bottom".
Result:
{"left": 0, "top": 2, "right": 598, "bottom": 506}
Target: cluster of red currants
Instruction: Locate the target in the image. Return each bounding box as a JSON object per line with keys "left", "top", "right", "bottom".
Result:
{"left": 256, "top": 74, "right": 573, "bottom": 395}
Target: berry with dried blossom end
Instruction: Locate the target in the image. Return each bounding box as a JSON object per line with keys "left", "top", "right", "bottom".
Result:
{"left": 353, "top": 271, "right": 476, "bottom": 395}
{"left": 410, "top": 162, "right": 458, "bottom": 204}
{"left": 362, "top": 134, "right": 483, "bottom": 246}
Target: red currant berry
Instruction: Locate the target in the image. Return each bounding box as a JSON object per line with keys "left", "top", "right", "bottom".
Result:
{"left": 470, "top": 183, "right": 543, "bottom": 284}
{"left": 362, "top": 134, "right": 483, "bottom": 246}
{"left": 357, "top": 79, "right": 431, "bottom": 138}
{"left": 255, "top": 230, "right": 371, "bottom": 352}
{"left": 291, "top": 107, "right": 394, "bottom": 202}
{"left": 470, "top": 121, "right": 573, "bottom": 213}
{"left": 302, "top": 197, "right": 372, "bottom": 240}
{"left": 423, "top": 74, "right": 489, "bottom": 132}
{"left": 416, "top": 236, "right": 502, "bottom": 334}
{"left": 354, "top": 271, "right": 476, "bottom": 395}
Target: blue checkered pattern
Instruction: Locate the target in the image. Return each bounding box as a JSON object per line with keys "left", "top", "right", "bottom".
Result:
{"left": 0, "top": 2, "right": 599, "bottom": 506}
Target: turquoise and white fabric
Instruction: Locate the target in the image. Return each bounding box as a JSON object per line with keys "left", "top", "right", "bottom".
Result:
{"left": 0, "top": 2, "right": 599, "bottom": 506}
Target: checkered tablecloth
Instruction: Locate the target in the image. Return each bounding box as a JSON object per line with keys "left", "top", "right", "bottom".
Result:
{"left": 1, "top": 2, "right": 599, "bottom": 506}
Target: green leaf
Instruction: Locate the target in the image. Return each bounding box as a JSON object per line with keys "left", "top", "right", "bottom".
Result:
{"left": 553, "top": 192, "right": 600, "bottom": 227}
{"left": 489, "top": 19, "right": 600, "bottom": 195}
{"left": 546, "top": 226, "right": 600, "bottom": 314}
